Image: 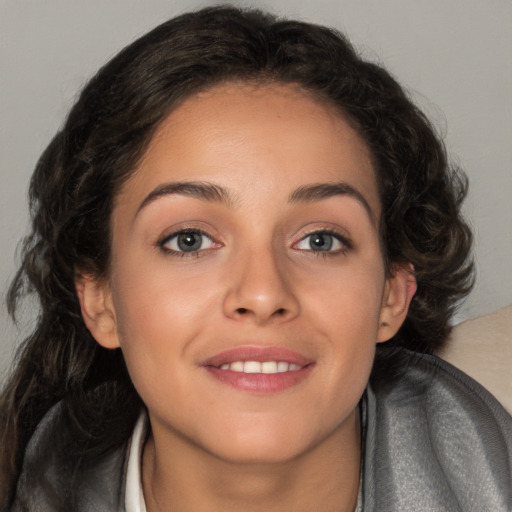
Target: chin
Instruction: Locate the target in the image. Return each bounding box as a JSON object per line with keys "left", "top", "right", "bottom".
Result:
{"left": 201, "top": 417, "right": 323, "bottom": 465}
{"left": 214, "top": 437, "right": 307, "bottom": 465}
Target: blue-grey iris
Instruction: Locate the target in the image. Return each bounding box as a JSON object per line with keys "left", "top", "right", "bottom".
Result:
{"left": 177, "top": 233, "right": 203, "bottom": 251}
{"left": 310, "top": 233, "right": 333, "bottom": 251}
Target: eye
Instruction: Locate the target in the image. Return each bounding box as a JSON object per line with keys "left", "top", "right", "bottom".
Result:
{"left": 295, "top": 231, "right": 349, "bottom": 253}
{"left": 159, "top": 230, "right": 217, "bottom": 254}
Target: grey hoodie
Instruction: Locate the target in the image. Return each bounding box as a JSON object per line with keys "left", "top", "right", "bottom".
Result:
{"left": 11, "top": 352, "right": 512, "bottom": 511}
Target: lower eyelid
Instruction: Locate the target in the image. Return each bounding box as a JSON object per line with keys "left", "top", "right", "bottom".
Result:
{"left": 294, "top": 232, "right": 351, "bottom": 252}
{"left": 158, "top": 230, "right": 217, "bottom": 253}
{"left": 156, "top": 228, "right": 351, "bottom": 255}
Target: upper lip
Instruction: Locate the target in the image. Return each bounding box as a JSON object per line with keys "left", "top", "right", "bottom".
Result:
{"left": 201, "top": 345, "right": 314, "bottom": 368}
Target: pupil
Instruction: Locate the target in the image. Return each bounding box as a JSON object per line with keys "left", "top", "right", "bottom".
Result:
{"left": 178, "top": 233, "right": 201, "bottom": 251}
{"left": 311, "top": 234, "right": 332, "bottom": 251}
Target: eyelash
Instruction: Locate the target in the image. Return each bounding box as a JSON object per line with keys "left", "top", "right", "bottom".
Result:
{"left": 157, "top": 228, "right": 218, "bottom": 258}
{"left": 294, "top": 229, "right": 353, "bottom": 257}
{"left": 157, "top": 228, "right": 352, "bottom": 258}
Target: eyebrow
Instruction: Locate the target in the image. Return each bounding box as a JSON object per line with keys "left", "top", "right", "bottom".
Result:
{"left": 289, "top": 182, "right": 376, "bottom": 225}
{"left": 136, "top": 179, "right": 376, "bottom": 225}
{"left": 137, "top": 181, "right": 233, "bottom": 214}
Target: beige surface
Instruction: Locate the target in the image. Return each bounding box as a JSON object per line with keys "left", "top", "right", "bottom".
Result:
{"left": 438, "top": 305, "right": 512, "bottom": 414}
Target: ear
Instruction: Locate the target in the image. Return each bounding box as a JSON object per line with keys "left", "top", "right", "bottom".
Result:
{"left": 75, "top": 272, "right": 120, "bottom": 349}
{"left": 377, "top": 264, "right": 417, "bottom": 343}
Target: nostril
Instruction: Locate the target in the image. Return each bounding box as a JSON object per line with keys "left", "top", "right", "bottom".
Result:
{"left": 236, "top": 308, "right": 248, "bottom": 315}
{"left": 274, "top": 308, "right": 286, "bottom": 316}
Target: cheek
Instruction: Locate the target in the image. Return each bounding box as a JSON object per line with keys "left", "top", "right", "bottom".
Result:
{"left": 306, "top": 257, "right": 385, "bottom": 331}
{"left": 109, "top": 259, "right": 218, "bottom": 386}
{"left": 113, "top": 253, "right": 215, "bottom": 330}
{"left": 303, "top": 259, "right": 384, "bottom": 385}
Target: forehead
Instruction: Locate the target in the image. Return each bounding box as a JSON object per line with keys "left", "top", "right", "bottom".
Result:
{"left": 116, "top": 82, "right": 380, "bottom": 219}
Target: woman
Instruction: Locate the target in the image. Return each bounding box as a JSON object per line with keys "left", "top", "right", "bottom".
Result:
{"left": 1, "top": 6, "right": 510, "bottom": 511}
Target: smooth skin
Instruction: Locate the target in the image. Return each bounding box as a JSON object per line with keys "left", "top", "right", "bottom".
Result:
{"left": 77, "top": 82, "right": 416, "bottom": 512}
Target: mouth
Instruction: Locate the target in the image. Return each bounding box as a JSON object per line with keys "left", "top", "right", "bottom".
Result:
{"left": 201, "top": 346, "right": 315, "bottom": 393}
{"left": 218, "top": 361, "right": 303, "bottom": 373}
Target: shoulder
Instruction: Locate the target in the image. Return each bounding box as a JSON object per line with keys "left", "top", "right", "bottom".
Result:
{"left": 363, "top": 351, "right": 512, "bottom": 511}
{"left": 10, "top": 402, "right": 128, "bottom": 512}
{"left": 374, "top": 350, "right": 512, "bottom": 426}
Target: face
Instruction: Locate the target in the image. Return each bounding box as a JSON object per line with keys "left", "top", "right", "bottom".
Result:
{"left": 80, "top": 83, "right": 412, "bottom": 464}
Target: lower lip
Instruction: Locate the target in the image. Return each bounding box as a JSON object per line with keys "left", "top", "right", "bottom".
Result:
{"left": 205, "top": 365, "right": 314, "bottom": 393}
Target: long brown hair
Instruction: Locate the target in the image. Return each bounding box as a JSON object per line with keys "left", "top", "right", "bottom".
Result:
{"left": 1, "top": 5, "right": 473, "bottom": 505}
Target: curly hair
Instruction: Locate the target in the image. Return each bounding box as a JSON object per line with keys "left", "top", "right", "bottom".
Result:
{"left": 0, "top": 5, "right": 473, "bottom": 503}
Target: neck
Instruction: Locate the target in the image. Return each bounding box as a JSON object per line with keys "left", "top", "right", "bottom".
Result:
{"left": 142, "top": 409, "right": 361, "bottom": 512}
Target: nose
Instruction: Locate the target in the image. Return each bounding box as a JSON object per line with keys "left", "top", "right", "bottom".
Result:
{"left": 223, "top": 247, "right": 300, "bottom": 325}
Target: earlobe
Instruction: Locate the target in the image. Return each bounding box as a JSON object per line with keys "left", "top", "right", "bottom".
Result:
{"left": 75, "top": 272, "right": 120, "bottom": 349}
{"left": 377, "top": 264, "right": 417, "bottom": 343}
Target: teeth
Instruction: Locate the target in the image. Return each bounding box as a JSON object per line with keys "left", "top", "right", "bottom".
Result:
{"left": 277, "top": 361, "right": 289, "bottom": 373}
{"left": 231, "top": 361, "right": 244, "bottom": 372}
{"left": 218, "top": 361, "right": 303, "bottom": 374}
{"left": 244, "top": 361, "right": 261, "bottom": 373}
{"left": 261, "top": 361, "right": 277, "bottom": 374}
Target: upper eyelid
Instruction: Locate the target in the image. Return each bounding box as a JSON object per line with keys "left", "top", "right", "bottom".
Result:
{"left": 293, "top": 226, "right": 352, "bottom": 245}
{"left": 159, "top": 227, "right": 211, "bottom": 242}
{"left": 157, "top": 224, "right": 219, "bottom": 244}
{"left": 155, "top": 224, "right": 352, "bottom": 250}
{"left": 156, "top": 229, "right": 215, "bottom": 255}
{"left": 294, "top": 231, "right": 351, "bottom": 249}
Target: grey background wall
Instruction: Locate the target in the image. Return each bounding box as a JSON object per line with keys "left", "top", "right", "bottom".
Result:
{"left": 1, "top": 0, "right": 511, "bottom": 382}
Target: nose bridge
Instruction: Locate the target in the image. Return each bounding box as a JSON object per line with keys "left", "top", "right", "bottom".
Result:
{"left": 223, "top": 242, "right": 299, "bottom": 323}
